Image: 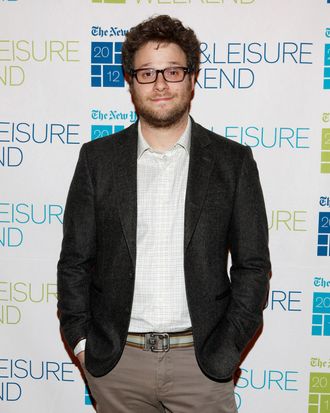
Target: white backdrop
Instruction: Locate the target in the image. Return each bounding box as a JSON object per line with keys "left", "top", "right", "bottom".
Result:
{"left": 1, "top": 1, "right": 330, "bottom": 412}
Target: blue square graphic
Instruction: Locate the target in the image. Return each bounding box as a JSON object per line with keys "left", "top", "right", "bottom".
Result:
{"left": 318, "top": 212, "right": 330, "bottom": 234}
{"left": 318, "top": 235, "right": 328, "bottom": 245}
{"left": 103, "top": 65, "right": 124, "bottom": 87}
{"left": 324, "top": 79, "right": 330, "bottom": 90}
{"left": 91, "top": 65, "right": 102, "bottom": 76}
{"left": 317, "top": 213, "right": 330, "bottom": 256}
{"left": 115, "top": 42, "right": 122, "bottom": 64}
{"left": 90, "top": 41, "right": 124, "bottom": 88}
{"left": 318, "top": 246, "right": 328, "bottom": 256}
{"left": 91, "top": 42, "right": 113, "bottom": 64}
{"left": 91, "top": 76, "right": 102, "bottom": 87}
{"left": 115, "top": 42, "right": 122, "bottom": 53}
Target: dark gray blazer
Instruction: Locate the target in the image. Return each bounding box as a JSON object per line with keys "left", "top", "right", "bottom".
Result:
{"left": 57, "top": 118, "right": 271, "bottom": 380}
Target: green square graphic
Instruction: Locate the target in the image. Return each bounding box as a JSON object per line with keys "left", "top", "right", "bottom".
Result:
{"left": 321, "top": 163, "right": 330, "bottom": 173}
{"left": 310, "top": 394, "right": 319, "bottom": 404}
{"left": 309, "top": 373, "right": 330, "bottom": 393}
{"left": 321, "top": 152, "right": 330, "bottom": 162}
{"left": 92, "top": 0, "right": 102, "bottom": 2}
{"left": 321, "top": 394, "right": 330, "bottom": 412}
{"left": 308, "top": 406, "right": 318, "bottom": 413}
{"left": 322, "top": 129, "right": 330, "bottom": 150}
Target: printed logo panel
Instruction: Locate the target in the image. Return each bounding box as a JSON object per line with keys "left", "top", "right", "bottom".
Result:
{"left": 91, "top": 124, "right": 124, "bottom": 140}
{"left": 91, "top": 42, "right": 124, "bottom": 87}
{"left": 317, "top": 212, "right": 330, "bottom": 256}
{"left": 321, "top": 129, "right": 330, "bottom": 173}
{"left": 309, "top": 373, "right": 330, "bottom": 413}
{"left": 324, "top": 44, "right": 330, "bottom": 89}
{"left": 90, "top": 109, "right": 137, "bottom": 141}
{"left": 312, "top": 292, "right": 330, "bottom": 336}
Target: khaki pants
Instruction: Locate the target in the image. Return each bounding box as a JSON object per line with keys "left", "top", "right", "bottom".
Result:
{"left": 83, "top": 344, "right": 238, "bottom": 413}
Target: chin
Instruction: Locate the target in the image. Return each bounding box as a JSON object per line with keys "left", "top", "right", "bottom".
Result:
{"left": 141, "top": 110, "right": 187, "bottom": 128}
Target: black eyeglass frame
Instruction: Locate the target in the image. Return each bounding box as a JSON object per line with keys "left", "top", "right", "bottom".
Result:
{"left": 130, "top": 66, "right": 193, "bottom": 84}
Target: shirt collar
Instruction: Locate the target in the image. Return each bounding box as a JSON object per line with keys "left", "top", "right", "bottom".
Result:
{"left": 137, "top": 117, "right": 191, "bottom": 159}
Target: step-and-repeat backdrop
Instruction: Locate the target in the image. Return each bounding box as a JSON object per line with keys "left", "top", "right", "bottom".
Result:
{"left": 1, "top": 1, "right": 329, "bottom": 412}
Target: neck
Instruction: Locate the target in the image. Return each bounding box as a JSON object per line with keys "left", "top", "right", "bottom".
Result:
{"left": 140, "top": 114, "right": 189, "bottom": 152}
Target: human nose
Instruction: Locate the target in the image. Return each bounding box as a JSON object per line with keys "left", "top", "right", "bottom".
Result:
{"left": 153, "top": 71, "right": 168, "bottom": 90}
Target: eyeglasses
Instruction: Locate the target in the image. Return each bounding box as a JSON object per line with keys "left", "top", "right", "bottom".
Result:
{"left": 131, "top": 66, "right": 192, "bottom": 84}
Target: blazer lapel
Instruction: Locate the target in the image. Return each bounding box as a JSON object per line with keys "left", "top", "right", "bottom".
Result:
{"left": 184, "top": 121, "right": 214, "bottom": 251}
{"left": 112, "top": 123, "right": 138, "bottom": 267}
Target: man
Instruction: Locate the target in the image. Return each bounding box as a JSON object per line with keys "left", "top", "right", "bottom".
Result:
{"left": 57, "top": 15, "right": 270, "bottom": 413}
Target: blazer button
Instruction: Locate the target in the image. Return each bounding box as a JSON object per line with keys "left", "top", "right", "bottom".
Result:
{"left": 128, "top": 271, "right": 134, "bottom": 278}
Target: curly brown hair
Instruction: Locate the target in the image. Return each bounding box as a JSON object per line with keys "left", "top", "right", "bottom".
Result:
{"left": 121, "top": 15, "right": 200, "bottom": 77}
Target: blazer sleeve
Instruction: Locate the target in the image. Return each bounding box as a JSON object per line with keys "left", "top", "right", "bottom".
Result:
{"left": 57, "top": 143, "right": 96, "bottom": 350}
{"left": 227, "top": 146, "right": 271, "bottom": 352}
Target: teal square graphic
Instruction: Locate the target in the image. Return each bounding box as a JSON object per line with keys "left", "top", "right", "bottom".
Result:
{"left": 91, "top": 125, "right": 124, "bottom": 140}
{"left": 85, "top": 385, "right": 93, "bottom": 405}
{"left": 312, "top": 293, "right": 330, "bottom": 336}
{"left": 325, "top": 45, "right": 330, "bottom": 66}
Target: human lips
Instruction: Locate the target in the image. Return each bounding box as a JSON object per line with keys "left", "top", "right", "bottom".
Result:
{"left": 150, "top": 95, "right": 174, "bottom": 103}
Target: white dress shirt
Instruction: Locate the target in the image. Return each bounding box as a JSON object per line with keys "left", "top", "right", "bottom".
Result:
{"left": 128, "top": 118, "right": 192, "bottom": 332}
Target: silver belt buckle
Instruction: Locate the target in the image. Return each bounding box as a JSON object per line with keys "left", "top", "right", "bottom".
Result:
{"left": 144, "top": 333, "right": 170, "bottom": 352}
